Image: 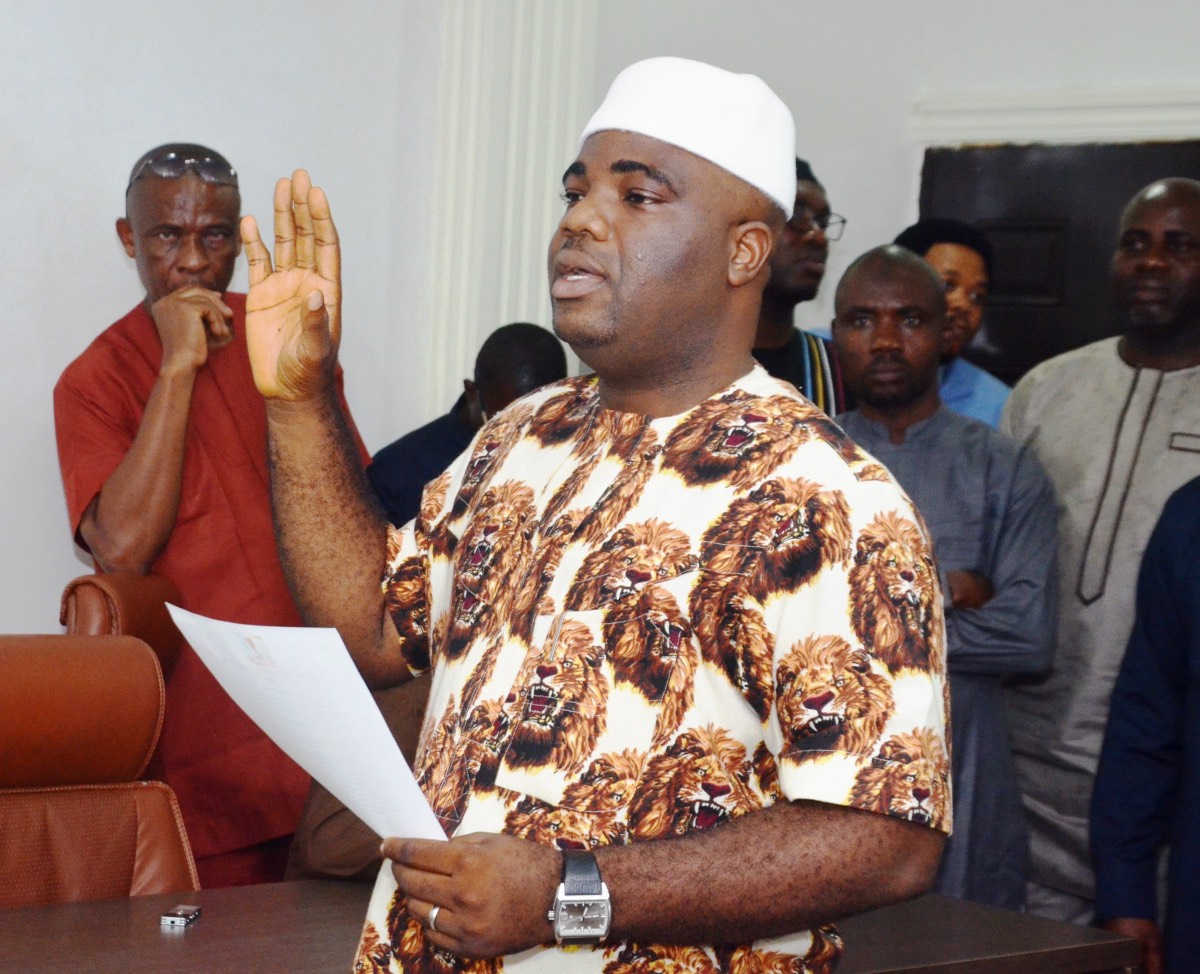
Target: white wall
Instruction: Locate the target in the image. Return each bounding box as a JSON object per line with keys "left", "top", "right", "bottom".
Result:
{"left": 3, "top": 0, "right": 441, "bottom": 631}
{"left": 592, "top": 0, "right": 1200, "bottom": 332}
{"left": 5, "top": 0, "right": 1200, "bottom": 631}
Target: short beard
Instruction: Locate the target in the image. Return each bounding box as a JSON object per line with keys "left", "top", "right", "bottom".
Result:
{"left": 763, "top": 280, "right": 819, "bottom": 308}
{"left": 858, "top": 382, "right": 928, "bottom": 412}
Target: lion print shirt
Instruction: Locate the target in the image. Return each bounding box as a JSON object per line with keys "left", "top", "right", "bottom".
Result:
{"left": 356, "top": 365, "right": 950, "bottom": 974}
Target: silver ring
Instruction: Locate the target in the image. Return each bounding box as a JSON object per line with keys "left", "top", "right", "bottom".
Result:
{"left": 428, "top": 905, "right": 441, "bottom": 933}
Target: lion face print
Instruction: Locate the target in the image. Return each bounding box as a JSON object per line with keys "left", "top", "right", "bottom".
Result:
{"left": 419, "top": 692, "right": 512, "bottom": 832}
{"left": 743, "top": 478, "right": 853, "bottom": 602}
{"left": 851, "top": 728, "right": 950, "bottom": 830}
{"left": 503, "top": 619, "right": 608, "bottom": 775}
{"left": 353, "top": 923, "right": 392, "bottom": 974}
{"left": 453, "top": 480, "right": 535, "bottom": 595}
{"left": 629, "top": 725, "right": 761, "bottom": 841}
{"left": 458, "top": 696, "right": 512, "bottom": 792}
{"left": 849, "top": 511, "right": 940, "bottom": 672}
{"left": 602, "top": 585, "right": 698, "bottom": 747}
{"left": 562, "top": 749, "right": 647, "bottom": 813}
{"left": 687, "top": 577, "right": 776, "bottom": 721}
{"left": 661, "top": 391, "right": 806, "bottom": 489}
{"left": 722, "top": 924, "right": 843, "bottom": 974}
{"left": 606, "top": 585, "right": 693, "bottom": 697}
{"left": 442, "top": 584, "right": 496, "bottom": 664}
{"left": 700, "top": 477, "right": 853, "bottom": 601}
{"left": 525, "top": 384, "right": 598, "bottom": 450}
{"left": 776, "top": 635, "right": 894, "bottom": 761}
{"left": 442, "top": 481, "right": 537, "bottom": 660}
{"left": 602, "top": 943, "right": 720, "bottom": 974}
{"left": 567, "top": 519, "right": 698, "bottom": 611}
{"left": 416, "top": 470, "right": 452, "bottom": 531}
{"left": 390, "top": 898, "right": 501, "bottom": 974}
{"left": 464, "top": 438, "right": 501, "bottom": 489}
{"left": 751, "top": 742, "right": 781, "bottom": 802}
{"left": 504, "top": 796, "right": 628, "bottom": 850}
{"left": 417, "top": 706, "right": 470, "bottom": 830}
{"left": 448, "top": 406, "right": 531, "bottom": 521}
{"left": 415, "top": 470, "right": 457, "bottom": 561}
{"left": 384, "top": 555, "right": 430, "bottom": 671}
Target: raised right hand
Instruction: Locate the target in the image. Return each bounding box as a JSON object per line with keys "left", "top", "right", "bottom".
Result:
{"left": 150, "top": 286, "right": 234, "bottom": 375}
{"left": 240, "top": 169, "right": 342, "bottom": 401}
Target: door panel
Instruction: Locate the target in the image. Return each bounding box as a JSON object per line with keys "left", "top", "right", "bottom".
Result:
{"left": 920, "top": 141, "right": 1200, "bottom": 384}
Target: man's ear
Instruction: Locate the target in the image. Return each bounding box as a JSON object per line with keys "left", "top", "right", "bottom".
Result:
{"left": 116, "top": 217, "right": 136, "bottom": 259}
{"left": 728, "top": 221, "right": 774, "bottom": 288}
{"left": 462, "top": 378, "right": 485, "bottom": 427}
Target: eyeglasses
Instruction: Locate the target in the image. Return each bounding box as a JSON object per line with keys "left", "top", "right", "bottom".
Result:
{"left": 791, "top": 206, "right": 847, "bottom": 242}
{"left": 126, "top": 148, "right": 238, "bottom": 193}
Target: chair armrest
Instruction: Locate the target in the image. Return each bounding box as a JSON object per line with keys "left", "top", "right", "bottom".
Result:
{"left": 60, "top": 572, "right": 184, "bottom": 678}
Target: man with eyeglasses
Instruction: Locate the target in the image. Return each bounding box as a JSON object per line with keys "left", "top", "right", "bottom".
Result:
{"left": 752, "top": 158, "right": 851, "bottom": 415}
{"left": 53, "top": 143, "right": 366, "bottom": 888}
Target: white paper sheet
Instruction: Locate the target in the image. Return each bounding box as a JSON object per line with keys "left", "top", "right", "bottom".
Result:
{"left": 166, "top": 604, "right": 444, "bottom": 841}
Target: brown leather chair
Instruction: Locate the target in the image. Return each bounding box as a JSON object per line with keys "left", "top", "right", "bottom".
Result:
{"left": 60, "top": 572, "right": 184, "bottom": 678}
{"left": 0, "top": 634, "right": 200, "bottom": 907}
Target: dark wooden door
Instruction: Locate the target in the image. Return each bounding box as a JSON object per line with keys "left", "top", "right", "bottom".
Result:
{"left": 920, "top": 140, "right": 1200, "bottom": 384}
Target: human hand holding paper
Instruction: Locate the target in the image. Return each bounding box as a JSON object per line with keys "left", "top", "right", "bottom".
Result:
{"left": 167, "top": 604, "right": 443, "bottom": 842}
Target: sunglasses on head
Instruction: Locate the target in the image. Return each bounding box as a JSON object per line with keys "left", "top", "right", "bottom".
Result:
{"left": 126, "top": 149, "right": 238, "bottom": 192}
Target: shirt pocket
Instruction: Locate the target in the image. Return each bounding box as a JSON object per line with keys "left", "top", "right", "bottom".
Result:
{"left": 598, "top": 569, "right": 700, "bottom": 707}
{"left": 1169, "top": 432, "right": 1200, "bottom": 454}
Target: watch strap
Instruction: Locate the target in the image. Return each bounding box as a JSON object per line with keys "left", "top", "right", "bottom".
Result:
{"left": 561, "top": 850, "right": 603, "bottom": 896}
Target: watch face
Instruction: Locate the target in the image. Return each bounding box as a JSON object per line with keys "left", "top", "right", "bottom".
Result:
{"left": 557, "top": 898, "right": 611, "bottom": 937}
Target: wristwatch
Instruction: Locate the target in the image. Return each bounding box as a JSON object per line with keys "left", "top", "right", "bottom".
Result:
{"left": 547, "top": 850, "right": 611, "bottom": 945}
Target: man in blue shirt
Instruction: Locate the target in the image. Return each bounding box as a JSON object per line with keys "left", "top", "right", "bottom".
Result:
{"left": 894, "top": 218, "right": 1010, "bottom": 427}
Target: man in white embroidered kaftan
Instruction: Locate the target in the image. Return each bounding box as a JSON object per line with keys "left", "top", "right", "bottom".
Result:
{"left": 1002, "top": 176, "right": 1200, "bottom": 924}
{"left": 239, "top": 57, "right": 949, "bottom": 974}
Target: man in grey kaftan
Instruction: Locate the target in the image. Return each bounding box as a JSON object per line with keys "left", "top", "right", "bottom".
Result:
{"left": 833, "top": 245, "right": 1058, "bottom": 909}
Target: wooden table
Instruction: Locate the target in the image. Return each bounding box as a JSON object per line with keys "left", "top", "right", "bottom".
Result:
{"left": 0, "top": 880, "right": 368, "bottom": 973}
{"left": 839, "top": 894, "right": 1138, "bottom": 973}
{"left": 0, "top": 882, "right": 1137, "bottom": 973}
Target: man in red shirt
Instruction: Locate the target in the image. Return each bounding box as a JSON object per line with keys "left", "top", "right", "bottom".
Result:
{"left": 54, "top": 143, "right": 364, "bottom": 887}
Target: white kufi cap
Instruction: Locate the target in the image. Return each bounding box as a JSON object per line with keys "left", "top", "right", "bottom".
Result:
{"left": 579, "top": 57, "right": 796, "bottom": 217}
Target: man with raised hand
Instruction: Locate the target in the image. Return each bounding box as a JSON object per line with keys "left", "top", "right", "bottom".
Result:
{"left": 241, "top": 58, "right": 948, "bottom": 972}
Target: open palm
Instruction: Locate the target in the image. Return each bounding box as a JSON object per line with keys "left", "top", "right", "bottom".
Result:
{"left": 241, "top": 170, "right": 342, "bottom": 401}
